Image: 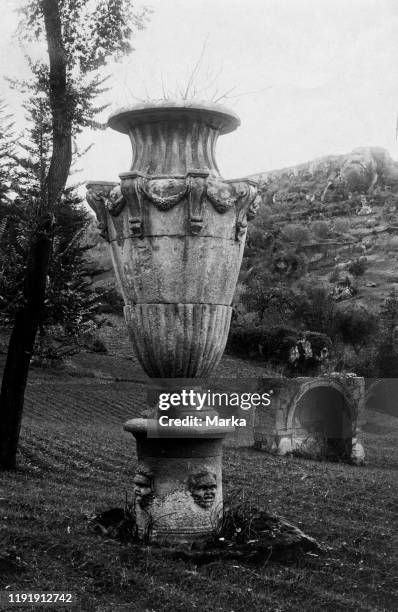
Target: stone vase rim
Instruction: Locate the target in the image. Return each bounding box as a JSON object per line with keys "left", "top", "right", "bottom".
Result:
{"left": 108, "top": 99, "right": 240, "bottom": 136}
{"left": 86, "top": 180, "right": 119, "bottom": 187}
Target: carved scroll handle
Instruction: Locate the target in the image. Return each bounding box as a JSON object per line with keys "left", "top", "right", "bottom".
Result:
{"left": 86, "top": 186, "right": 109, "bottom": 241}
{"left": 142, "top": 181, "right": 189, "bottom": 211}
{"left": 233, "top": 180, "right": 259, "bottom": 241}
{"left": 107, "top": 184, "right": 127, "bottom": 217}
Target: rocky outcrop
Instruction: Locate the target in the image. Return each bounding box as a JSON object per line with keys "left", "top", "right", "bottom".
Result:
{"left": 250, "top": 147, "right": 398, "bottom": 203}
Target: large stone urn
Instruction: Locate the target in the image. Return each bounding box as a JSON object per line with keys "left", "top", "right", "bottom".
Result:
{"left": 86, "top": 100, "right": 259, "bottom": 544}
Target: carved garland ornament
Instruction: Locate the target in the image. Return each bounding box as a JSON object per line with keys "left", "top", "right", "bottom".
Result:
{"left": 141, "top": 180, "right": 189, "bottom": 212}
{"left": 206, "top": 184, "right": 236, "bottom": 213}
{"left": 86, "top": 175, "right": 259, "bottom": 241}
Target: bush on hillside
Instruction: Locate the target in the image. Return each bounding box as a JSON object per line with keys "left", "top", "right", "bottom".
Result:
{"left": 334, "top": 305, "right": 377, "bottom": 354}
{"left": 227, "top": 321, "right": 332, "bottom": 375}
{"left": 281, "top": 224, "right": 311, "bottom": 243}
{"left": 291, "top": 282, "right": 336, "bottom": 334}
{"left": 310, "top": 220, "right": 330, "bottom": 239}
{"left": 347, "top": 258, "right": 368, "bottom": 277}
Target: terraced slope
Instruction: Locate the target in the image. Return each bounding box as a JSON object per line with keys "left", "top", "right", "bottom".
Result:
{"left": 247, "top": 147, "right": 398, "bottom": 312}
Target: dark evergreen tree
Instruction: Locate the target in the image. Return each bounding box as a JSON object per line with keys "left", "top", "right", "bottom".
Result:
{"left": 0, "top": 93, "right": 99, "bottom": 336}
{"left": 0, "top": 0, "right": 149, "bottom": 469}
{"left": 0, "top": 100, "right": 27, "bottom": 323}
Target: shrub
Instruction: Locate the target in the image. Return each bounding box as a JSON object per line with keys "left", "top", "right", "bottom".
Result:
{"left": 227, "top": 321, "right": 299, "bottom": 361}
{"left": 333, "top": 218, "right": 351, "bottom": 234}
{"left": 241, "top": 280, "right": 295, "bottom": 324}
{"left": 281, "top": 224, "right": 311, "bottom": 243}
{"left": 227, "top": 322, "right": 268, "bottom": 358}
{"left": 376, "top": 340, "right": 398, "bottom": 377}
{"left": 0, "top": 195, "right": 104, "bottom": 335}
{"left": 310, "top": 220, "right": 330, "bottom": 239}
{"left": 334, "top": 305, "right": 377, "bottom": 353}
{"left": 346, "top": 350, "right": 378, "bottom": 378}
{"left": 81, "top": 333, "right": 108, "bottom": 353}
{"left": 31, "top": 327, "right": 78, "bottom": 367}
{"left": 95, "top": 288, "right": 124, "bottom": 314}
{"left": 328, "top": 267, "right": 341, "bottom": 283}
{"left": 292, "top": 282, "right": 336, "bottom": 334}
{"left": 347, "top": 258, "right": 367, "bottom": 277}
{"left": 227, "top": 322, "right": 331, "bottom": 375}
{"left": 272, "top": 249, "right": 307, "bottom": 279}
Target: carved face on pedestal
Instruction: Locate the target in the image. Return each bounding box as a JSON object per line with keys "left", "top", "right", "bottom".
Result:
{"left": 188, "top": 471, "right": 217, "bottom": 509}
{"left": 133, "top": 470, "right": 154, "bottom": 508}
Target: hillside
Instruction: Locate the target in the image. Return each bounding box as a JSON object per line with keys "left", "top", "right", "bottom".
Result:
{"left": 249, "top": 146, "right": 398, "bottom": 311}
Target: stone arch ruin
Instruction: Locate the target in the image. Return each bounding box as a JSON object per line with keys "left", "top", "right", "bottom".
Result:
{"left": 288, "top": 382, "right": 353, "bottom": 459}
{"left": 254, "top": 375, "right": 365, "bottom": 464}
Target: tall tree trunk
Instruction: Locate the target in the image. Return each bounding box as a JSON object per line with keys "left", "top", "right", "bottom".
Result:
{"left": 0, "top": 0, "right": 71, "bottom": 469}
{"left": 0, "top": 217, "right": 52, "bottom": 468}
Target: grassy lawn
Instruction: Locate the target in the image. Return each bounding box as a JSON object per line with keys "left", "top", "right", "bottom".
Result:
{"left": 0, "top": 362, "right": 397, "bottom": 611}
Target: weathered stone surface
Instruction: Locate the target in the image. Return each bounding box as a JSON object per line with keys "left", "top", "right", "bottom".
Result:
{"left": 254, "top": 375, "right": 365, "bottom": 464}
{"left": 124, "top": 418, "right": 226, "bottom": 544}
{"left": 108, "top": 100, "right": 240, "bottom": 176}
{"left": 124, "top": 303, "right": 231, "bottom": 377}
{"left": 86, "top": 181, "right": 119, "bottom": 241}
{"left": 113, "top": 234, "right": 244, "bottom": 305}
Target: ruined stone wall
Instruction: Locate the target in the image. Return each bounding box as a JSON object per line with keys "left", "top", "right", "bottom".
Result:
{"left": 225, "top": 375, "right": 365, "bottom": 464}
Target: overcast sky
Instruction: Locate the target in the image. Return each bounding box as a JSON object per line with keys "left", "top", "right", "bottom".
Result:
{"left": 1, "top": 0, "right": 398, "bottom": 181}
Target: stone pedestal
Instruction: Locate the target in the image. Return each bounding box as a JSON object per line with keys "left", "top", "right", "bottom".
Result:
{"left": 124, "top": 418, "right": 232, "bottom": 544}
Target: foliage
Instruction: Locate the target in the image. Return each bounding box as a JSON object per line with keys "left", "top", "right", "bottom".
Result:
{"left": 44, "top": 198, "right": 98, "bottom": 335}
{"left": 334, "top": 304, "right": 377, "bottom": 354}
{"left": 17, "top": 0, "right": 150, "bottom": 136}
{"left": 0, "top": 100, "right": 18, "bottom": 204}
{"left": 328, "top": 267, "right": 341, "bottom": 283}
{"left": 333, "top": 218, "right": 351, "bottom": 234}
{"left": 240, "top": 273, "right": 295, "bottom": 323}
{"left": 227, "top": 321, "right": 331, "bottom": 375}
{"left": 0, "top": 200, "right": 32, "bottom": 323}
{"left": 344, "top": 348, "right": 378, "bottom": 378}
{"left": 0, "top": 93, "right": 104, "bottom": 336}
{"left": 310, "top": 220, "right": 330, "bottom": 239}
{"left": 347, "top": 258, "right": 367, "bottom": 277}
{"left": 291, "top": 282, "right": 336, "bottom": 334}
{"left": 281, "top": 223, "right": 311, "bottom": 243}
{"left": 0, "top": 191, "right": 101, "bottom": 336}
{"left": 0, "top": 101, "right": 29, "bottom": 321}
{"left": 376, "top": 289, "right": 398, "bottom": 377}
{"left": 95, "top": 287, "right": 124, "bottom": 314}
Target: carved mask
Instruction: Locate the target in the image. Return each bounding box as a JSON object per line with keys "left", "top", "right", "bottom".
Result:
{"left": 133, "top": 472, "right": 154, "bottom": 508}
{"left": 189, "top": 472, "right": 217, "bottom": 509}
